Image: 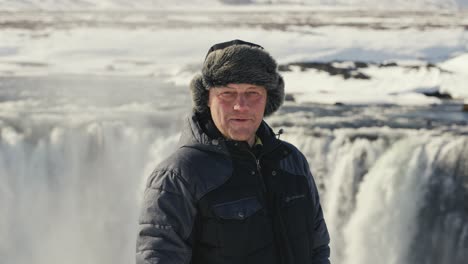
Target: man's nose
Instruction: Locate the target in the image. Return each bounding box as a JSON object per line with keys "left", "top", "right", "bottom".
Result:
{"left": 233, "top": 93, "right": 248, "bottom": 111}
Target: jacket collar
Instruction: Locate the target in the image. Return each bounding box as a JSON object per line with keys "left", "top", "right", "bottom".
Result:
{"left": 179, "top": 112, "right": 281, "bottom": 156}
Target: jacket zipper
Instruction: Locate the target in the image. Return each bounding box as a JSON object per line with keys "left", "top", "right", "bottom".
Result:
{"left": 246, "top": 141, "right": 283, "bottom": 213}
{"left": 251, "top": 140, "right": 283, "bottom": 185}
{"left": 249, "top": 142, "right": 295, "bottom": 264}
{"left": 246, "top": 150, "right": 268, "bottom": 206}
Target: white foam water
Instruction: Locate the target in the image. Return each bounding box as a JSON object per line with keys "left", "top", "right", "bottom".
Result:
{"left": 0, "top": 121, "right": 180, "bottom": 264}
{"left": 283, "top": 128, "right": 468, "bottom": 264}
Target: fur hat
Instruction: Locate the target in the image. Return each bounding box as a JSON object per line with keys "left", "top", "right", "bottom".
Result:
{"left": 190, "top": 39, "right": 285, "bottom": 117}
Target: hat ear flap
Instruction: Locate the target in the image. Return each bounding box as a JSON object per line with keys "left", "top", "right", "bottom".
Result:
{"left": 264, "top": 74, "right": 285, "bottom": 117}
{"left": 190, "top": 74, "right": 210, "bottom": 114}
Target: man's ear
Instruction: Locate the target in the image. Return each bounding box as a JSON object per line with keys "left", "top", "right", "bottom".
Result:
{"left": 207, "top": 90, "right": 212, "bottom": 108}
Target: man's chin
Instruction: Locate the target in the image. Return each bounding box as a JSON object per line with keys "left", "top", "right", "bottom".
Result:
{"left": 227, "top": 131, "right": 254, "bottom": 142}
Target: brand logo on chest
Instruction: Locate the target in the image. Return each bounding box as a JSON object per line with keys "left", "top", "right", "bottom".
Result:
{"left": 285, "top": 194, "right": 305, "bottom": 203}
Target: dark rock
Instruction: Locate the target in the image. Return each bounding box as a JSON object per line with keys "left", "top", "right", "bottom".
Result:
{"left": 352, "top": 72, "right": 371, "bottom": 80}
{"left": 379, "top": 62, "right": 398, "bottom": 67}
{"left": 348, "top": 134, "right": 380, "bottom": 142}
{"left": 407, "top": 65, "right": 421, "bottom": 70}
{"left": 279, "top": 60, "right": 450, "bottom": 81}
{"left": 281, "top": 61, "right": 372, "bottom": 80}
{"left": 278, "top": 65, "right": 291, "bottom": 72}
{"left": 421, "top": 91, "right": 452, "bottom": 99}
{"left": 426, "top": 119, "right": 432, "bottom": 128}
{"left": 354, "top": 62, "right": 369, "bottom": 68}
{"left": 284, "top": 93, "right": 295, "bottom": 102}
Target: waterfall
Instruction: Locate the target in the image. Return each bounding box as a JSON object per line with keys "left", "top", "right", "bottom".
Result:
{"left": 283, "top": 127, "right": 468, "bottom": 264}
{"left": 2, "top": 120, "right": 467, "bottom": 264}
{"left": 2, "top": 119, "right": 467, "bottom": 264}
{"left": 0, "top": 120, "right": 180, "bottom": 264}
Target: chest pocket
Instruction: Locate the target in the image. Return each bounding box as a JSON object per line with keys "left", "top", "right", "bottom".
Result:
{"left": 211, "top": 196, "right": 274, "bottom": 257}
{"left": 213, "top": 197, "right": 261, "bottom": 220}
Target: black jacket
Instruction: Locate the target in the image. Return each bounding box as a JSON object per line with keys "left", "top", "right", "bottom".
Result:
{"left": 136, "top": 113, "right": 330, "bottom": 264}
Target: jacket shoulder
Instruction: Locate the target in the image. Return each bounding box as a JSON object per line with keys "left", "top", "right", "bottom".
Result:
{"left": 279, "top": 140, "right": 310, "bottom": 175}
{"left": 147, "top": 146, "right": 232, "bottom": 200}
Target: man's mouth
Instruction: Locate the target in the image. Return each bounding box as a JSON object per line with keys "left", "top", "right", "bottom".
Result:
{"left": 230, "top": 118, "right": 251, "bottom": 122}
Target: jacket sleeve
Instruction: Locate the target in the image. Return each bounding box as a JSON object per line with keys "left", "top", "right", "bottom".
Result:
{"left": 301, "top": 155, "right": 331, "bottom": 264}
{"left": 136, "top": 169, "right": 197, "bottom": 264}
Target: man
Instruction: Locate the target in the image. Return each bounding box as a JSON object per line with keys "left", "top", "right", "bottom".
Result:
{"left": 136, "top": 39, "right": 330, "bottom": 264}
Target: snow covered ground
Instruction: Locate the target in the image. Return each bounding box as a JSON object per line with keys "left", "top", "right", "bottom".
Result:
{"left": 1, "top": 8, "right": 467, "bottom": 106}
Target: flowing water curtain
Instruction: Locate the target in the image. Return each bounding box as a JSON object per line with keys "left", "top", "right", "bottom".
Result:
{"left": 409, "top": 136, "right": 468, "bottom": 264}
{"left": 2, "top": 113, "right": 467, "bottom": 264}
{"left": 284, "top": 128, "right": 468, "bottom": 264}
{"left": 0, "top": 121, "right": 179, "bottom": 264}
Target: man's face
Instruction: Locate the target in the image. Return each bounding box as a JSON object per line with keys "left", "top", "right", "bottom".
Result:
{"left": 208, "top": 83, "right": 267, "bottom": 146}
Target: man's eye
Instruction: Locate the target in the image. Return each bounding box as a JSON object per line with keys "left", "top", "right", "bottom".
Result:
{"left": 219, "top": 92, "right": 236, "bottom": 98}
{"left": 246, "top": 91, "right": 261, "bottom": 98}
